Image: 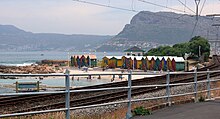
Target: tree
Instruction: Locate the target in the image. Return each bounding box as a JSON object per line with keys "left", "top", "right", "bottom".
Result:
{"left": 188, "top": 36, "right": 210, "bottom": 59}
{"left": 145, "top": 36, "right": 210, "bottom": 61}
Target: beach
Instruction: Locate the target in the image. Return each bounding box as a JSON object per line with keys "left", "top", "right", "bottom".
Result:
{"left": 0, "top": 66, "right": 162, "bottom": 93}
{"left": 68, "top": 68, "right": 161, "bottom": 81}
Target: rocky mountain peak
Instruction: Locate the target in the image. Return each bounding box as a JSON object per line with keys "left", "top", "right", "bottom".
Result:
{"left": 96, "top": 11, "right": 220, "bottom": 52}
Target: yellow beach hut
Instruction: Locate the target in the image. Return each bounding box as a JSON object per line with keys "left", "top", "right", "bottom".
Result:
{"left": 167, "top": 57, "right": 172, "bottom": 71}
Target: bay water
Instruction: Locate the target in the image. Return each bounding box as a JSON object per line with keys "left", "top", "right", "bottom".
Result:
{"left": 0, "top": 51, "right": 123, "bottom": 66}
{"left": 0, "top": 51, "right": 123, "bottom": 93}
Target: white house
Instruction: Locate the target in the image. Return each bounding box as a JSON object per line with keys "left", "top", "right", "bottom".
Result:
{"left": 124, "top": 46, "right": 145, "bottom": 56}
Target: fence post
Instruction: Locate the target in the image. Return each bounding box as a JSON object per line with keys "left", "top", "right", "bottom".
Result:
{"left": 16, "top": 81, "right": 18, "bottom": 93}
{"left": 166, "top": 70, "right": 171, "bottom": 106}
{"left": 65, "top": 69, "right": 70, "bottom": 119}
{"left": 126, "top": 71, "right": 132, "bottom": 119}
{"left": 207, "top": 69, "right": 211, "bottom": 99}
{"left": 194, "top": 69, "right": 198, "bottom": 102}
{"left": 37, "top": 81, "right": 40, "bottom": 92}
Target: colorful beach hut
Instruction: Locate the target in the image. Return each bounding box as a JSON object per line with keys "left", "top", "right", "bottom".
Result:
{"left": 141, "top": 57, "right": 146, "bottom": 70}
{"left": 163, "top": 56, "right": 170, "bottom": 71}
{"left": 136, "top": 56, "right": 143, "bottom": 69}
{"left": 125, "top": 57, "right": 131, "bottom": 69}
{"left": 80, "top": 55, "right": 86, "bottom": 67}
{"left": 167, "top": 57, "right": 172, "bottom": 71}
{"left": 134, "top": 57, "right": 137, "bottom": 69}
{"left": 103, "top": 56, "right": 110, "bottom": 65}
{"left": 150, "top": 57, "right": 155, "bottom": 70}
{"left": 122, "top": 56, "right": 127, "bottom": 68}
{"left": 101, "top": 55, "right": 184, "bottom": 71}
{"left": 109, "top": 57, "right": 118, "bottom": 68}
{"left": 175, "top": 57, "right": 185, "bottom": 71}
{"left": 86, "top": 56, "right": 90, "bottom": 67}
{"left": 71, "top": 54, "right": 97, "bottom": 68}
{"left": 154, "top": 57, "right": 160, "bottom": 71}
{"left": 70, "top": 56, "right": 77, "bottom": 67}
{"left": 146, "top": 57, "right": 150, "bottom": 70}
{"left": 108, "top": 59, "right": 115, "bottom": 68}
{"left": 171, "top": 58, "right": 176, "bottom": 71}
{"left": 159, "top": 57, "right": 166, "bottom": 71}
{"left": 114, "top": 56, "right": 123, "bottom": 67}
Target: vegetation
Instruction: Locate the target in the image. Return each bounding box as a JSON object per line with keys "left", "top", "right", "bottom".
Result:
{"left": 132, "top": 106, "right": 152, "bottom": 116}
{"left": 198, "top": 96, "right": 205, "bottom": 102}
{"left": 146, "top": 36, "right": 210, "bottom": 61}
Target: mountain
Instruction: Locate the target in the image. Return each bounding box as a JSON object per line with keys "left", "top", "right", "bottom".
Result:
{"left": 96, "top": 11, "right": 220, "bottom": 52}
{"left": 0, "top": 25, "right": 112, "bottom": 51}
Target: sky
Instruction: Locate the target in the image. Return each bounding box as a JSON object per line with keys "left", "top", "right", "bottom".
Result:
{"left": 0, "top": 0, "right": 219, "bottom": 35}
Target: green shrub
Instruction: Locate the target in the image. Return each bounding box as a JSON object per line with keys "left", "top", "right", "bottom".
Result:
{"left": 198, "top": 96, "right": 205, "bottom": 102}
{"left": 132, "top": 106, "right": 152, "bottom": 116}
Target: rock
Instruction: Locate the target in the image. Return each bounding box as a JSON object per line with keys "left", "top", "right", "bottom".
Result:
{"left": 0, "top": 65, "right": 61, "bottom": 74}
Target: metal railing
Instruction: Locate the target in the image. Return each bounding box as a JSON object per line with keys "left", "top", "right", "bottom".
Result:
{"left": 1, "top": 69, "right": 220, "bottom": 119}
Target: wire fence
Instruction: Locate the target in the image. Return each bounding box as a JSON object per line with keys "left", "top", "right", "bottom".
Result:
{"left": 0, "top": 69, "right": 220, "bottom": 119}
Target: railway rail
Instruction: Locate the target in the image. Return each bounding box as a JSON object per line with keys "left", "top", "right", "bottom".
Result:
{"left": 1, "top": 55, "right": 220, "bottom": 114}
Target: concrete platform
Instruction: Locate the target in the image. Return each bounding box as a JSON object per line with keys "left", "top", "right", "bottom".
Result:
{"left": 132, "top": 100, "right": 220, "bottom": 119}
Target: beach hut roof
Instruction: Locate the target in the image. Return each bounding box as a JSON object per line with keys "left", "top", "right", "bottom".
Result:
{"left": 104, "top": 56, "right": 122, "bottom": 60}
{"left": 113, "top": 56, "right": 122, "bottom": 59}
{"left": 144, "top": 56, "right": 184, "bottom": 62}
{"left": 135, "top": 56, "right": 144, "bottom": 60}
{"left": 124, "top": 56, "right": 132, "bottom": 59}
{"left": 72, "top": 54, "right": 97, "bottom": 59}
{"left": 162, "top": 56, "right": 171, "bottom": 60}
{"left": 103, "top": 55, "right": 184, "bottom": 62}
{"left": 147, "top": 56, "right": 156, "bottom": 60}
{"left": 124, "top": 56, "right": 145, "bottom": 60}
{"left": 173, "top": 57, "right": 185, "bottom": 62}
{"left": 157, "top": 56, "right": 163, "bottom": 60}
{"left": 104, "top": 56, "right": 113, "bottom": 59}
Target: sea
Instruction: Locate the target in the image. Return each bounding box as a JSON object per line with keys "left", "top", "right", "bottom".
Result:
{"left": 0, "top": 51, "right": 123, "bottom": 66}
{"left": 0, "top": 51, "right": 123, "bottom": 93}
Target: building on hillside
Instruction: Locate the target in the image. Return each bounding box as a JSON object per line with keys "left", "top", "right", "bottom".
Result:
{"left": 124, "top": 46, "right": 145, "bottom": 56}
{"left": 71, "top": 54, "right": 97, "bottom": 68}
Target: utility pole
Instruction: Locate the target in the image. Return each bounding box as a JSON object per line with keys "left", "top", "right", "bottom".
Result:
{"left": 206, "top": 14, "right": 220, "bottom": 55}
{"left": 212, "top": 24, "right": 220, "bottom": 55}
{"left": 67, "top": 52, "right": 70, "bottom": 67}
{"left": 195, "top": 0, "right": 200, "bottom": 21}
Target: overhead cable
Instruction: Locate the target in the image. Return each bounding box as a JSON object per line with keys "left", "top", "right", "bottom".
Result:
{"left": 72, "top": 0, "right": 138, "bottom": 12}
{"left": 176, "top": 0, "right": 195, "bottom": 14}
{"left": 72, "top": 0, "right": 195, "bottom": 24}
{"left": 190, "top": 20, "right": 199, "bottom": 38}
{"left": 199, "top": 0, "right": 206, "bottom": 15}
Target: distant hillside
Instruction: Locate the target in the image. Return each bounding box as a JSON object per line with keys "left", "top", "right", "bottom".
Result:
{"left": 96, "top": 11, "right": 220, "bottom": 52}
{"left": 0, "top": 25, "right": 112, "bottom": 51}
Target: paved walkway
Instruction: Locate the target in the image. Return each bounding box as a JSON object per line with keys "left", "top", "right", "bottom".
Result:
{"left": 132, "top": 100, "right": 220, "bottom": 119}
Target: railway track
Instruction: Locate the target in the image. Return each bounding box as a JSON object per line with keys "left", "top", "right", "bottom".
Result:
{"left": 1, "top": 55, "right": 220, "bottom": 114}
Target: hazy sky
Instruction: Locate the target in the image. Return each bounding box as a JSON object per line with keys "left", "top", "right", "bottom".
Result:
{"left": 0, "top": 0, "right": 219, "bottom": 35}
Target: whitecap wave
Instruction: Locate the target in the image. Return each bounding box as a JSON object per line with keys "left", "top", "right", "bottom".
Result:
{"left": 0, "top": 62, "right": 37, "bottom": 66}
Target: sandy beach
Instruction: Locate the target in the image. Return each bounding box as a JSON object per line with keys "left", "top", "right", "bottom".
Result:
{"left": 67, "top": 68, "right": 162, "bottom": 81}
{"left": 0, "top": 66, "right": 164, "bottom": 93}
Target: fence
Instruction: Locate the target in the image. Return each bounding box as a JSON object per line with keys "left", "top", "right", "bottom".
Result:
{"left": 0, "top": 69, "right": 220, "bottom": 119}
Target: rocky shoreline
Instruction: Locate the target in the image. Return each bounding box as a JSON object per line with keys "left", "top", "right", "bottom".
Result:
{"left": 0, "top": 65, "right": 63, "bottom": 74}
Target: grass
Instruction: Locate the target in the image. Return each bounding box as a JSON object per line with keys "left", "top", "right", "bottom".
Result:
{"left": 132, "top": 106, "right": 152, "bottom": 116}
